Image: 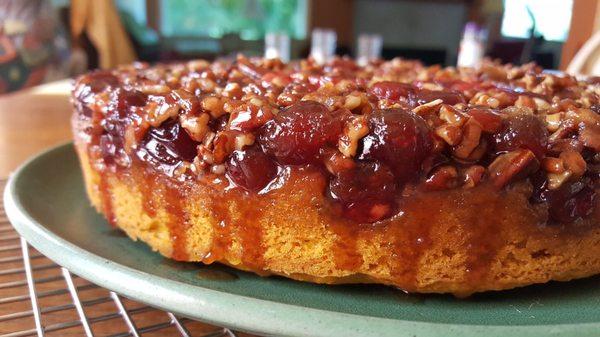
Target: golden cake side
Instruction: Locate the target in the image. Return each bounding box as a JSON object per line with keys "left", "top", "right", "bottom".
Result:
{"left": 74, "top": 135, "right": 600, "bottom": 297}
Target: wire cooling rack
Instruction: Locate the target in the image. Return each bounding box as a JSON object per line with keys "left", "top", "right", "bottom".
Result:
{"left": 0, "top": 179, "right": 250, "bottom": 337}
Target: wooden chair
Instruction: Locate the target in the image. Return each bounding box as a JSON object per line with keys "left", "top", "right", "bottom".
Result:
{"left": 567, "top": 30, "right": 600, "bottom": 76}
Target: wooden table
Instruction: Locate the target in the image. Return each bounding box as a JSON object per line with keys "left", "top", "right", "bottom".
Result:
{"left": 0, "top": 80, "right": 73, "bottom": 178}
{"left": 0, "top": 81, "right": 253, "bottom": 336}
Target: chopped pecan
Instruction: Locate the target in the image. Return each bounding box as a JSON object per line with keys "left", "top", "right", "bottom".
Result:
{"left": 233, "top": 132, "right": 255, "bottom": 150}
{"left": 425, "top": 166, "right": 459, "bottom": 190}
{"left": 462, "top": 138, "right": 488, "bottom": 162}
{"left": 179, "top": 113, "right": 210, "bottom": 142}
{"left": 545, "top": 113, "right": 562, "bottom": 132}
{"left": 439, "top": 104, "right": 467, "bottom": 126}
{"left": 228, "top": 103, "right": 274, "bottom": 132}
{"left": 533, "top": 97, "right": 551, "bottom": 111}
{"left": 212, "top": 131, "right": 237, "bottom": 164}
{"left": 462, "top": 165, "right": 485, "bottom": 188}
{"left": 140, "top": 84, "right": 170, "bottom": 95}
{"left": 541, "top": 157, "right": 565, "bottom": 173}
{"left": 146, "top": 101, "right": 179, "bottom": 127}
{"left": 343, "top": 93, "right": 363, "bottom": 110}
{"left": 453, "top": 118, "right": 482, "bottom": 159}
{"left": 470, "top": 92, "right": 500, "bottom": 108}
{"left": 547, "top": 171, "right": 572, "bottom": 190}
{"left": 338, "top": 115, "right": 369, "bottom": 157}
{"left": 435, "top": 124, "right": 462, "bottom": 146}
{"left": 579, "top": 124, "right": 600, "bottom": 151}
{"left": 201, "top": 96, "right": 225, "bottom": 118}
{"left": 515, "top": 95, "right": 536, "bottom": 111}
{"left": 560, "top": 150, "right": 587, "bottom": 178}
{"left": 413, "top": 99, "right": 443, "bottom": 115}
{"left": 488, "top": 149, "right": 540, "bottom": 189}
{"left": 210, "top": 164, "right": 226, "bottom": 175}
{"left": 548, "top": 138, "right": 584, "bottom": 155}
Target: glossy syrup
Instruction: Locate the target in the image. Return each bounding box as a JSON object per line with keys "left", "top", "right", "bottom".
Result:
{"left": 97, "top": 171, "right": 117, "bottom": 226}
{"left": 90, "top": 156, "right": 597, "bottom": 293}
{"left": 164, "top": 183, "right": 190, "bottom": 261}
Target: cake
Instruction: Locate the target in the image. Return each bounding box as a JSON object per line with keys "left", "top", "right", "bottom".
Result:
{"left": 71, "top": 56, "right": 599, "bottom": 296}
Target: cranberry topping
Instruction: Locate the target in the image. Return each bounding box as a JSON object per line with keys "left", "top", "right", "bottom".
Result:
{"left": 209, "top": 114, "right": 230, "bottom": 132}
{"left": 411, "top": 89, "right": 466, "bottom": 106}
{"left": 75, "top": 71, "right": 121, "bottom": 117}
{"left": 329, "top": 161, "right": 397, "bottom": 223}
{"left": 465, "top": 107, "right": 503, "bottom": 133}
{"left": 259, "top": 100, "right": 342, "bottom": 165}
{"left": 493, "top": 113, "right": 549, "bottom": 159}
{"left": 359, "top": 109, "right": 433, "bottom": 183}
{"left": 86, "top": 71, "right": 120, "bottom": 93}
{"left": 75, "top": 57, "right": 599, "bottom": 227}
{"left": 226, "top": 146, "right": 278, "bottom": 192}
{"left": 110, "top": 88, "right": 147, "bottom": 113}
{"left": 98, "top": 89, "right": 148, "bottom": 166}
{"left": 532, "top": 174, "right": 597, "bottom": 223}
{"left": 369, "top": 81, "right": 415, "bottom": 101}
{"left": 137, "top": 119, "right": 198, "bottom": 176}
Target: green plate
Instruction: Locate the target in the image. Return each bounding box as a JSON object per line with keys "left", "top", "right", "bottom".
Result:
{"left": 5, "top": 143, "right": 600, "bottom": 337}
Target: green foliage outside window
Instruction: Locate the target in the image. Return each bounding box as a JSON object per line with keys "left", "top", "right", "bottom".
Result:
{"left": 161, "top": 0, "right": 307, "bottom": 40}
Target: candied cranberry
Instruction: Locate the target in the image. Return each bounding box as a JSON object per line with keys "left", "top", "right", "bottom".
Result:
{"left": 75, "top": 72, "right": 121, "bottom": 117}
{"left": 137, "top": 119, "right": 198, "bottom": 176}
{"left": 466, "top": 107, "right": 503, "bottom": 133}
{"left": 358, "top": 109, "right": 433, "bottom": 184}
{"left": 209, "top": 114, "right": 230, "bottom": 132}
{"left": 226, "top": 146, "right": 278, "bottom": 192}
{"left": 369, "top": 81, "right": 415, "bottom": 101}
{"left": 97, "top": 89, "right": 148, "bottom": 165}
{"left": 259, "top": 100, "right": 342, "bottom": 165}
{"left": 411, "top": 89, "right": 466, "bottom": 106}
{"left": 86, "top": 71, "right": 120, "bottom": 93}
{"left": 110, "top": 88, "right": 147, "bottom": 116}
{"left": 493, "top": 113, "right": 548, "bottom": 159}
{"left": 329, "top": 161, "right": 397, "bottom": 223}
{"left": 437, "top": 79, "right": 488, "bottom": 92}
{"left": 532, "top": 175, "right": 597, "bottom": 223}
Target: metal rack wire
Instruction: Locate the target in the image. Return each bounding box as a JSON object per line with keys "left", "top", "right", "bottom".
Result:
{"left": 0, "top": 180, "right": 244, "bottom": 337}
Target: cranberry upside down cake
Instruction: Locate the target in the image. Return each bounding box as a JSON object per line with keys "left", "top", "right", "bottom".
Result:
{"left": 71, "top": 56, "right": 599, "bottom": 296}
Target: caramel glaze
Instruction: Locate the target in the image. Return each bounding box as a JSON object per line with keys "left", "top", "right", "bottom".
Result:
{"left": 97, "top": 172, "right": 116, "bottom": 226}
{"left": 92, "top": 156, "right": 599, "bottom": 292}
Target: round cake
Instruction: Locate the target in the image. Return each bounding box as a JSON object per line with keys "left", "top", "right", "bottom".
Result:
{"left": 71, "top": 56, "right": 600, "bottom": 296}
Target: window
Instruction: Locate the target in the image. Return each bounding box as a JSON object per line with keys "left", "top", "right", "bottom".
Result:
{"left": 160, "top": 0, "right": 307, "bottom": 40}
{"left": 500, "top": 0, "right": 573, "bottom": 42}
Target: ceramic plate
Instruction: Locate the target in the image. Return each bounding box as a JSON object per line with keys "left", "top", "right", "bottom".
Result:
{"left": 5, "top": 143, "right": 600, "bottom": 337}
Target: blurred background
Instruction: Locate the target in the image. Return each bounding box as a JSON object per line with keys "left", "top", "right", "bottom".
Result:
{"left": 0, "top": 0, "right": 599, "bottom": 94}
